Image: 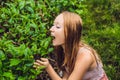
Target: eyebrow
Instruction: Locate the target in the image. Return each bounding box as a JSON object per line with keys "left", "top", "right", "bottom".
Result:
{"left": 53, "top": 21, "right": 63, "bottom": 27}
{"left": 54, "top": 21, "right": 59, "bottom": 25}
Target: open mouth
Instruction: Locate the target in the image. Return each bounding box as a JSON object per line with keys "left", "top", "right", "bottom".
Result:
{"left": 51, "top": 36, "right": 55, "bottom": 40}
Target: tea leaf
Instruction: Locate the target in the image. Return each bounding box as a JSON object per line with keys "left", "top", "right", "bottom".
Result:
{"left": 10, "top": 59, "right": 21, "bottom": 66}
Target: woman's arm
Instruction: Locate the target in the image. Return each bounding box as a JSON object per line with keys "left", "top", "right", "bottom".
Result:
{"left": 34, "top": 49, "right": 94, "bottom": 80}
{"left": 46, "top": 64, "right": 62, "bottom": 80}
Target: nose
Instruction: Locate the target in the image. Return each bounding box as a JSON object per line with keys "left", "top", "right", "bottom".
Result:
{"left": 50, "top": 26, "right": 54, "bottom": 32}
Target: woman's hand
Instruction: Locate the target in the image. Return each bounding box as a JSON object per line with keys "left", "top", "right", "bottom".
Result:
{"left": 34, "top": 58, "right": 63, "bottom": 80}
{"left": 33, "top": 58, "right": 50, "bottom": 70}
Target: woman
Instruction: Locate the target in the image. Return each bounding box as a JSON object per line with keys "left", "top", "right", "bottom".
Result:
{"left": 34, "top": 11, "right": 108, "bottom": 80}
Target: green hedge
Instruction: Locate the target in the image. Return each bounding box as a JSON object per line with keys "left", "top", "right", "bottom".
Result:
{"left": 0, "top": 0, "right": 54, "bottom": 79}
{"left": 0, "top": 0, "right": 120, "bottom": 80}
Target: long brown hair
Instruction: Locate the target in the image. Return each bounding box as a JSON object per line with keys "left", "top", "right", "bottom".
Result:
{"left": 55, "top": 11, "right": 83, "bottom": 75}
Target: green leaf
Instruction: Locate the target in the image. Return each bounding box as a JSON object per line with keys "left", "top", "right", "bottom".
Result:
{"left": 0, "top": 50, "right": 5, "bottom": 60}
{"left": 27, "top": 6, "right": 34, "bottom": 13}
{"left": 0, "top": 61, "right": 2, "bottom": 69}
{"left": 19, "top": 1, "right": 25, "bottom": 9}
{"left": 48, "top": 48, "right": 54, "bottom": 53}
{"left": 10, "top": 59, "right": 21, "bottom": 66}
{"left": 0, "top": 29, "right": 4, "bottom": 33}
{"left": 18, "top": 76, "right": 26, "bottom": 80}
{"left": 44, "top": 40, "right": 49, "bottom": 49}
{"left": 31, "top": 43, "right": 37, "bottom": 52}
{"left": 1, "top": 14, "right": 6, "bottom": 19}
{"left": 25, "top": 63, "right": 33, "bottom": 67}
{"left": 3, "top": 23, "right": 9, "bottom": 27}
{"left": 3, "top": 72, "right": 15, "bottom": 79}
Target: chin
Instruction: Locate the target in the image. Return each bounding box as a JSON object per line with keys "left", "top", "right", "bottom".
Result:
{"left": 52, "top": 44, "right": 59, "bottom": 46}
{"left": 52, "top": 42, "right": 64, "bottom": 47}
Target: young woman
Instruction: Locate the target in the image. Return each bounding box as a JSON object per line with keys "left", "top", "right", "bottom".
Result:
{"left": 34, "top": 11, "right": 108, "bottom": 80}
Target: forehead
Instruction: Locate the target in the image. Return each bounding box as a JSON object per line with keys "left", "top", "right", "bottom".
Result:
{"left": 54, "top": 14, "right": 64, "bottom": 25}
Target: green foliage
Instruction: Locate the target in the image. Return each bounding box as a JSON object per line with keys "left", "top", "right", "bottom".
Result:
{"left": 0, "top": 0, "right": 119, "bottom": 80}
{"left": 0, "top": 0, "right": 53, "bottom": 79}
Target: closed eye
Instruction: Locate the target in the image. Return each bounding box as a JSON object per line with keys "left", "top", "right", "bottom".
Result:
{"left": 56, "top": 26, "right": 60, "bottom": 28}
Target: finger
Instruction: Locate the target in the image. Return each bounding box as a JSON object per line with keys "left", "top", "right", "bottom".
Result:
{"left": 36, "top": 60, "right": 46, "bottom": 64}
{"left": 33, "top": 64, "right": 40, "bottom": 70}
{"left": 40, "top": 58, "right": 48, "bottom": 62}
{"left": 33, "top": 65, "right": 36, "bottom": 68}
{"left": 34, "top": 62, "right": 42, "bottom": 66}
{"left": 33, "top": 65, "right": 37, "bottom": 68}
{"left": 33, "top": 65, "right": 41, "bottom": 70}
{"left": 36, "top": 60, "right": 46, "bottom": 65}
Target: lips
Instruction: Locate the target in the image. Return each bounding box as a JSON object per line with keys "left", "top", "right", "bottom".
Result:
{"left": 51, "top": 35, "right": 55, "bottom": 40}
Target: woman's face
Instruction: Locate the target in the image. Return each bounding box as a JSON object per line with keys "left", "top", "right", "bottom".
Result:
{"left": 50, "top": 14, "right": 65, "bottom": 46}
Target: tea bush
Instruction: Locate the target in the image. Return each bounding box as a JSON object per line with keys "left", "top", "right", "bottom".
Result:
{"left": 0, "top": 0, "right": 120, "bottom": 80}
{"left": 0, "top": 0, "right": 54, "bottom": 79}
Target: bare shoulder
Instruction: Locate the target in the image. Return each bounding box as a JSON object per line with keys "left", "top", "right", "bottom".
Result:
{"left": 75, "top": 46, "right": 99, "bottom": 71}
{"left": 76, "top": 47, "right": 94, "bottom": 62}
{"left": 69, "top": 47, "right": 95, "bottom": 80}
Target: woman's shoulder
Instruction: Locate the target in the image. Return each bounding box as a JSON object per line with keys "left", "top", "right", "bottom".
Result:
{"left": 77, "top": 46, "right": 100, "bottom": 69}
{"left": 77, "top": 46, "right": 93, "bottom": 56}
{"left": 78, "top": 43, "right": 100, "bottom": 63}
{"left": 76, "top": 46, "right": 94, "bottom": 65}
{"left": 78, "top": 42, "right": 93, "bottom": 53}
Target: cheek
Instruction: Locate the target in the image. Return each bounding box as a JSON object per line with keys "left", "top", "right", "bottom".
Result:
{"left": 59, "top": 30, "right": 65, "bottom": 40}
{"left": 56, "top": 31, "right": 65, "bottom": 42}
{"left": 59, "top": 35, "right": 65, "bottom": 42}
{"left": 60, "top": 34, "right": 65, "bottom": 43}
